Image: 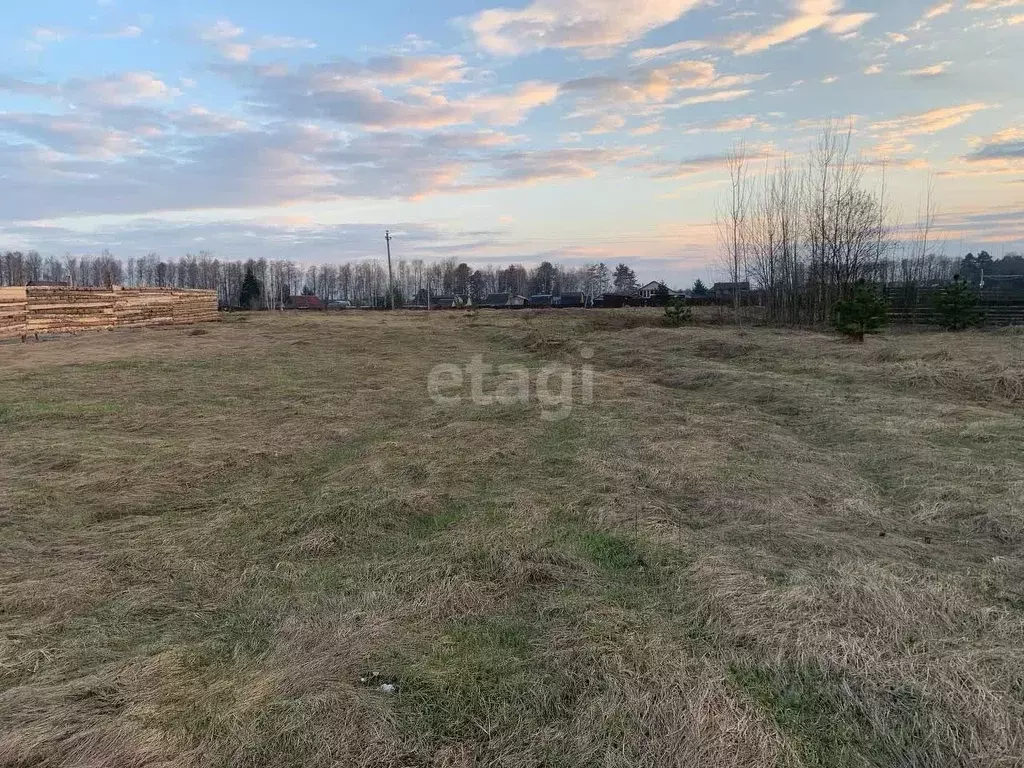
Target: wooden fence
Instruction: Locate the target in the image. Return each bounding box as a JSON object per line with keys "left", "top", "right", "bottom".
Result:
{"left": 0, "top": 286, "right": 219, "bottom": 340}
{"left": 884, "top": 286, "right": 1024, "bottom": 328}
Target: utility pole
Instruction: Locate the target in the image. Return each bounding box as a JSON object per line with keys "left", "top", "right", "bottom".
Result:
{"left": 385, "top": 230, "right": 395, "bottom": 310}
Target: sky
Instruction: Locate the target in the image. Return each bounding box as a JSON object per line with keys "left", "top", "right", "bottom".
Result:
{"left": 0, "top": 0, "right": 1022, "bottom": 287}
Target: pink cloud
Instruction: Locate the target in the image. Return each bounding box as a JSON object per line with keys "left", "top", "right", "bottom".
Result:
{"left": 467, "top": 0, "right": 705, "bottom": 57}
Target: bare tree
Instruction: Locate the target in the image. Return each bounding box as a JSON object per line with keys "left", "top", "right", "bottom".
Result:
{"left": 715, "top": 141, "right": 750, "bottom": 323}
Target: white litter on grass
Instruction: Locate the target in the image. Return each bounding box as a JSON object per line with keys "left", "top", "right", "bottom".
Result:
{"left": 377, "top": 683, "right": 397, "bottom": 694}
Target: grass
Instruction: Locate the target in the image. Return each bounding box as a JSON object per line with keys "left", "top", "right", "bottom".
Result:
{"left": 1, "top": 310, "right": 1023, "bottom": 767}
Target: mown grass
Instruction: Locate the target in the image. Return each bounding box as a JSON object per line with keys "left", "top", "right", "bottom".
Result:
{"left": 1, "top": 311, "right": 1022, "bottom": 767}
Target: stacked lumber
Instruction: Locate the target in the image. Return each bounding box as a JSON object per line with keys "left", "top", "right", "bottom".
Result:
{"left": 115, "top": 288, "right": 219, "bottom": 327}
{"left": 0, "top": 286, "right": 218, "bottom": 339}
{"left": 25, "top": 287, "right": 117, "bottom": 335}
{"left": 0, "top": 287, "right": 28, "bottom": 338}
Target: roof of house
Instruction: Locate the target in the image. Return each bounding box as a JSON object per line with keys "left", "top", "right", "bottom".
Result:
{"left": 290, "top": 295, "right": 325, "bottom": 309}
{"left": 482, "top": 293, "right": 511, "bottom": 305}
{"left": 639, "top": 281, "right": 665, "bottom": 291}
{"left": 712, "top": 281, "right": 751, "bottom": 291}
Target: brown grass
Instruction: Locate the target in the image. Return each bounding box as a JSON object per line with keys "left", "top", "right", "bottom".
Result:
{"left": 1, "top": 311, "right": 1023, "bottom": 767}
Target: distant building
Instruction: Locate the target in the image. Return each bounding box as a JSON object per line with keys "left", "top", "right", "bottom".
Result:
{"left": 287, "top": 295, "right": 325, "bottom": 310}
{"left": 430, "top": 295, "right": 464, "bottom": 308}
{"left": 711, "top": 281, "right": 751, "bottom": 299}
{"left": 528, "top": 294, "right": 553, "bottom": 307}
{"left": 552, "top": 292, "right": 586, "bottom": 308}
{"left": 596, "top": 293, "right": 634, "bottom": 308}
{"left": 481, "top": 293, "right": 527, "bottom": 307}
{"left": 326, "top": 299, "right": 352, "bottom": 310}
{"left": 637, "top": 281, "right": 669, "bottom": 300}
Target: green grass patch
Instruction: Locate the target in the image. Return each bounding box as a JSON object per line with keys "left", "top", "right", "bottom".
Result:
{"left": 729, "top": 661, "right": 940, "bottom": 768}
{"left": 409, "top": 500, "right": 468, "bottom": 538}
{"left": 575, "top": 531, "right": 644, "bottom": 571}
{"left": 389, "top": 616, "right": 547, "bottom": 742}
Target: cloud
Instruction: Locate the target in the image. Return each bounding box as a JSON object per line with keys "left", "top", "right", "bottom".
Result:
{"left": 966, "top": 127, "right": 1024, "bottom": 161}
{"left": 643, "top": 153, "right": 735, "bottom": 178}
{"left": 684, "top": 115, "right": 768, "bottom": 133}
{"left": 864, "top": 63, "right": 885, "bottom": 74}
{"left": 0, "top": 113, "right": 145, "bottom": 158}
{"left": 67, "top": 72, "right": 179, "bottom": 106}
{"left": 195, "top": 18, "right": 316, "bottom": 61}
{"left": 468, "top": 147, "right": 637, "bottom": 187}
{"left": 903, "top": 61, "right": 951, "bottom": 77}
{"left": 0, "top": 75, "right": 59, "bottom": 98}
{"left": 0, "top": 118, "right": 626, "bottom": 221}
{"left": 729, "top": 0, "right": 875, "bottom": 55}
{"left": 219, "top": 43, "right": 253, "bottom": 62}
{"left": 965, "top": 0, "right": 1024, "bottom": 8}
{"left": 631, "top": 121, "right": 664, "bottom": 135}
{"left": 631, "top": 40, "right": 712, "bottom": 62}
{"left": 0, "top": 218, "right": 494, "bottom": 265}
{"left": 912, "top": 0, "right": 954, "bottom": 29}
{"left": 197, "top": 19, "right": 245, "bottom": 42}
{"left": 676, "top": 89, "right": 754, "bottom": 105}
{"left": 27, "top": 27, "right": 68, "bottom": 49}
{"left": 560, "top": 60, "right": 763, "bottom": 115}
{"left": 172, "top": 107, "right": 249, "bottom": 135}
{"left": 466, "top": 0, "right": 705, "bottom": 57}
{"left": 585, "top": 114, "right": 627, "bottom": 134}
{"left": 226, "top": 60, "right": 555, "bottom": 130}
{"left": 869, "top": 102, "right": 991, "bottom": 137}
{"left": 101, "top": 25, "right": 143, "bottom": 39}
{"left": 651, "top": 0, "right": 874, "bottom": 57}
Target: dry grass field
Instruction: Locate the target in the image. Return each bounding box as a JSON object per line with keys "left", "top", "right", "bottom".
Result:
{"left": 2, "top": 309, "right": 1023, "bottom": 767}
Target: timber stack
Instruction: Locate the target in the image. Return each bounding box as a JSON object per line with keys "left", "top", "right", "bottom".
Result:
{"left": 0, "top": 287, "right": 28, "bottom": 338}
{"left": 0, "top": 286, "right": 219, "bottom": 340}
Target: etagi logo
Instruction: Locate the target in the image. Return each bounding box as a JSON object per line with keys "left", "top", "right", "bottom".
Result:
{"left": 427, "top": 348, "right": 594, "bottom": 421}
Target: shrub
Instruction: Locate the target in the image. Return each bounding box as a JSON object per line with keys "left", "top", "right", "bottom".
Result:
{"left": 832, "top": 280, "right": 887, "bottom": 342}
{"left": 933, "top": 275, "right": 982, "bottom": 331}
{"left": 664, "top": 297, "right": 693, "bottom": 327}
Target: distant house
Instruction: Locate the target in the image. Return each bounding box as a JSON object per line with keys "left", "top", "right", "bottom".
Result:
{"left": 287, "top": 295, "right": 325, "bottom": 310}
{"left": 481, "top": 293, "right": 527, "bottom": 308}
{"left": 430, "top": 295, "right": 464, "bottom": 309}
{"left": 712, "top": 281, "right": 751, "bottom": 299}
{"left": 552, "top": 292, "right": 586, "bottom": 308}
{"left": 528, "top": 294, "right": 553, "bottom": 307}
{"left": 325, "top": 299, "right": 352, "bottom": 310}
{"left": 638, "top": 281, "right": 669, "bottom": 300}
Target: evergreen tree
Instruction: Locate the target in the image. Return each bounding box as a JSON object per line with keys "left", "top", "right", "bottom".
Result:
{"left": 934, "top": 275, "right": 982, "bottom": 331}
{"left": 831, "top": 280, "right": 887, "bottom": 342}
{"left": 612, "top": 263, "right": 638, "bottom": 294}
{"left": 664, "top": 297, "right": 692, "bottom": 327}
{"left": 692, "top": 279, "right": 709, "bottom": 296}
{"left": 239, "top": 266, "right": 262, "bottom": 309}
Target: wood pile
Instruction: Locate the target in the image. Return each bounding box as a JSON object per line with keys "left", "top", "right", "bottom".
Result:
{"left": 0, "top": 287, "right": 28, "bottom": 338}
{"left": 0, "top": 287, "right": 218, "bottom": 340}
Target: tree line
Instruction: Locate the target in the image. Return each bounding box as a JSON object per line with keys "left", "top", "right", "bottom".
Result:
{"left": 0, "top": 249, "right": 658, "bottom": 309}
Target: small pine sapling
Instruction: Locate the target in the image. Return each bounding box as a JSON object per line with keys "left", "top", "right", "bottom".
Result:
{"left": 664, "top": 297, "right": 692, "bottom": 327}
{"left": 934, "top": 274, "right": 982, "bottom": 331}
{"left": 831, "top": 280, "right": 887, "bottom": 342}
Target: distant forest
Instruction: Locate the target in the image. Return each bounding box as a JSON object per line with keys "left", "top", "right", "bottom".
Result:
{"left": 0, "top": 247, "right": 1021, "bottom": 311}
{"left": 0, "top": 250, "right": 631, "bottom": 308}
